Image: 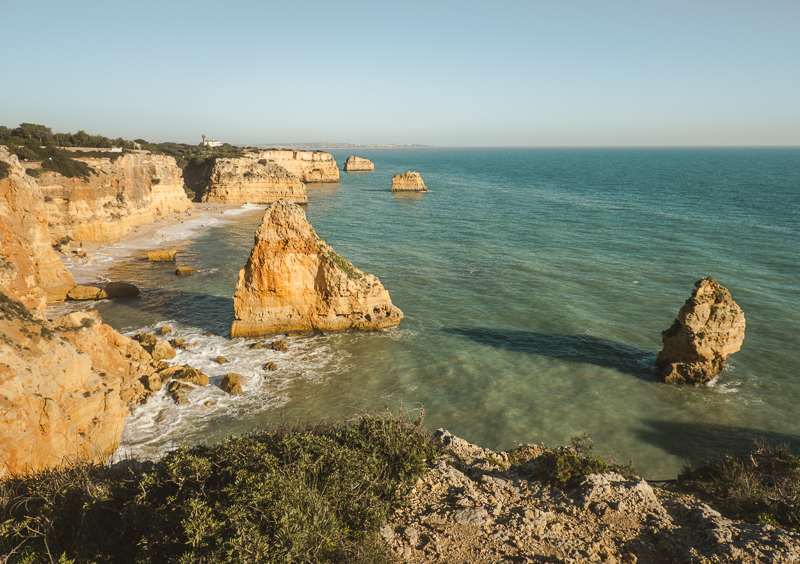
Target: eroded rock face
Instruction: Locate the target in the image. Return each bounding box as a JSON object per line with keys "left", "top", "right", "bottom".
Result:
{"left": 230, "top": 200, "right": 403, "bottom": 337}
{"left": 391, "top": 171, "right": 427, "bottom": 192}
{"left": 0, "top": 148, "right": 76, "bottom": 308}
{"left": 343, "top": 156, "right": 374, "bottom": 172}
{"left": 656, "top": 277, "right": 745, "bottom": 385}
{"left": 35, "top": 152, "right": 193, "bottom": 244}
{"left": 254, "top": 150, "right": 339, "bottom": 183}
{"left": 192, "top": 157, "right": 307, "bottom": 204}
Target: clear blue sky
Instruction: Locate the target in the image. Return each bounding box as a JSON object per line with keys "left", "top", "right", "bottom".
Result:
{"left": 2, "top": 0, "right": 798, "bottom": 146}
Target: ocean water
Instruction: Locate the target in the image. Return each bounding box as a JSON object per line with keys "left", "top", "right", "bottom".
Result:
{"left": 85, "top": 148, "right": 799, "bottom": 479}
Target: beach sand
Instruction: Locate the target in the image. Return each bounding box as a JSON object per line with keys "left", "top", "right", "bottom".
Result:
{"left": 57, "top": 203, "right": 257, "bottom": 287}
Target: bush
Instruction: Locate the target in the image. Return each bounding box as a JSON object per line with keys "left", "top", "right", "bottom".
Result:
{"left": 0, "top": 161, "right": 9, "bottom": 180}
{"left": 0, "top": 412, "right": 440, "bottom": 563}
{"left": 533, "top": 433, "right": 638, "bottom": 488}
{"left": 675, "top": 438, "right": 800, "bottom": 531}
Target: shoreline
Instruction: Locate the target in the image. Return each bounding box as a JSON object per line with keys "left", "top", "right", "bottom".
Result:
{"left": 51, "top": 202, "right": 260, "bottom": 290}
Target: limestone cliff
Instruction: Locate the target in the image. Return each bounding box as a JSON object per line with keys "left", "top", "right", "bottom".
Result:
{"left": 391, "top": 171, "right": 427, "bottom": 191}
{"left": 343, "top": 156, "right": 374, "bottom": 172}
{"left": 0, "top": 148, "right": 75, "bottom": 307}
{"left": 254, "top": 150, "right": 339, "bottom": 183}
{"left": 190, "top": 157, "right": 307, "bottom": 204}
{"left": 656, "top": 277, "right": 746, "bottom": 385}
{"left": 230, "top": 200, "right": 402, "bottom": 337}
{"left": 33, "top": 151, "right": 193, "bottom": 244}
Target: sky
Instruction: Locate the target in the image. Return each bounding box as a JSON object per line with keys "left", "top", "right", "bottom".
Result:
{"left": 2, "top": 0, "right": 799, "bottom": 146}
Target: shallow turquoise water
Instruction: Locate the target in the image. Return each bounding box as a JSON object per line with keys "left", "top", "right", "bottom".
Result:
{"left": 94, "top": 148, "right": 799, "bottom": 479}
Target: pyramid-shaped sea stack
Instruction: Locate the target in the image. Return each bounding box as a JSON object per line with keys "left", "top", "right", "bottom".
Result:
{"left": 230, "top": 200, "right": 403, "bottom": 337}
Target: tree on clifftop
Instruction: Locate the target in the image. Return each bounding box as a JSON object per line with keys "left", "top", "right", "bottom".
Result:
{"left": 12, "top": 123, "right": 52, "bottom": 144}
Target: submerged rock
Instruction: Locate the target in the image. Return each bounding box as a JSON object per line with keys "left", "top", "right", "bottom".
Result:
{"left": 103, "top": 281, "right": 139, "bottom": 297}
{"left": 175, "top": 267, "right": 198, "bottom": 276}
{"left": 221, "top": 373, "right": 246, "bottom": 395}
{"left": 230, "top": 200, "right": 403, "bottom": 337}
{"left": 343, "top": 156, "right": 374, "bottom": 172}
{"left": 391, "top": 171, "right": 427, "bottom": 192}
{"left": 656, "top": 277, "right": 745, "bottom": 385}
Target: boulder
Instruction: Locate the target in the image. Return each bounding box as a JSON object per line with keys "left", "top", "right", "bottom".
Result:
{"left": 151, "top": 340, "right": 176, "bottom": 361}
{"left": 391, "top": 171, "right": 427, "bottom": 192}
{"left": 158, "top": 326, "right": 172, "bottom": 335}
{"left": 66, "top": 285, "right": 108, "bottom": 300}
{"left": 147, "top": 250, "right": 177, "bottom": 262}
{"left": 271, "top": 340, "right": 289, "bottom": 352}
{"left": 656, "top": 277, "right": 746, "bottom": 385}
{"left": 133, "top": 333, "right": 158, "bottom": 348}
{"left": 264, "top": 362, "right": 278, "bottom": 371}
{"left": 221, "top": 373, "right": 246, "bottom": 395}
{"left": 176, "top": 366, "right": 209, "bottom": 386}
{"left": 230, "top": 200, "right": 403, "bottom": 337}
{"left": 343, "top": 156, "right": 374, "bottom": 172}
{"left": 175, "top": 267, "right": 198, "bottom": 276}
{"left": 249, "top": 342, "right": 263, "bottom": 350}
{"left": 168, "top": 381, "right": 193, "bottom": 404}
{"left": 214, "top": 356, "right": 229, "bottom": 364}
{"left": 141, "top": 373, "right": 163, "bottom": 392}
{"left": 103, "top": 281, "right": 139, "bottom": 297}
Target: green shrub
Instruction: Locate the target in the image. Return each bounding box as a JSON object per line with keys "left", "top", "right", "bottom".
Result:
{"left": 0, "top": 412, "right": 439, "bottom": 563}
{"left": 534, "top": 433, "right": 638, "bottom": 488}
{"left": 0, "top": 161, "right": 10, "bottom": 180}
{"left": 675, "top": 439, "right": 800, "bottom": 531}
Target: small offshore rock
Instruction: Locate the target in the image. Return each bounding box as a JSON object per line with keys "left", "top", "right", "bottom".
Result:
{"left": 221, "top": 373, "right": 246, "bottom": 395}
{"left": 158, "top": 326, "right": 172, "bottom": 335}
{"left": 214, "top": 356, "right": 229, "bottom": 364}
{"left": 391, "top": 171, "right": 427, "bottom": 192}
{"left": 263, "top": 362, "right": 278, "bottom": 371}
{"left": 175, "top": 267, "right": 198, "bottom": 276}
{"left": 150, "top": 340, "right": 176, "bottom": 361}
{"left": 271, "top": 340, "right": 289, "bottom": 352}
{"left": 343, "top": 155, "right": 375, "bottom": 172}
{"left": 147, "top": 250, "right": 177, "bottom": 262}
{"left": 168, "top": 338, "right": 185, "bottom": 348}
{"left": 249, "top": 342, "right": 263, "bottom": 350}
{"left": 176, "top": 366, "right": 209, "bottom": 386}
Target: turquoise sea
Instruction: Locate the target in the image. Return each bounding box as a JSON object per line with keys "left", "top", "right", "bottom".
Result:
{"left": 89, "top": 148, "right": 799, "bottom": 479}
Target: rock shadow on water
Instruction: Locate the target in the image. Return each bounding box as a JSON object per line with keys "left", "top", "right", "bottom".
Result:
{"left": 442, "top": 327, "right": 657, "bottom": 380}
{"left": 637, "top": 419, "right": 800, "bottom": 472}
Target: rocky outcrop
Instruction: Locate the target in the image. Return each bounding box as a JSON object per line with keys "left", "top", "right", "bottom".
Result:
{"left": 343, "top": 156, "right": 374, "bottom": 172}
{"left": 0, "top": 304, "right": 150, "bottom": 478}
{"left": 230, "top": 200, "right": 402, "bottom": 337}
{"left": 392, "top": 171, "right": 427, "bottom": 192}
{"left": 388, "top": 430, "right": 799, "bottom": 563}
{"left": 254, "top": 150, "right": 339, "bottom": 183}
{"left": 34, "top": 152, "right": 193, "bottom": 244}
{"left": 147, "top": 250, "right": 177, "bottom": 262}
{"left": 0, "top": 149, "right": 76, "bottom": 307}
{"left": 191, "top": 157, "right": 307, "bottom": 204}
{"left": 656, "top": 277, "right": 746, "bottom": 385}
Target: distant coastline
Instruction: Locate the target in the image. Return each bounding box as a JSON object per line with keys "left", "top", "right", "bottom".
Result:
{"left": 249, "top": 142, "right": 434, "bottom": 150}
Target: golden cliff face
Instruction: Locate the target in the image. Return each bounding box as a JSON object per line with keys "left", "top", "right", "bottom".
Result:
{"left": 656, "top": 277, "right": 746, "bottom": 385}
{"left": 0, "top": 149, "right": 75, "bottom": 309}
{"left": 199, "top": 157, "right": 307, "bottom": 204}
{"left": 255, "top": 150, "right": 340, "bottom": 183}
{"left": 36, "top": 152, "right": 193, "bottom": 244}
{"left": 230, "top": 200, "right": 402, "bottom": 337}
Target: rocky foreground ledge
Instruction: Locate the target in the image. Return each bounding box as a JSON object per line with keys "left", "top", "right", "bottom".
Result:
{"left": 387, "top": 431, "right": 800, "bottom": 564}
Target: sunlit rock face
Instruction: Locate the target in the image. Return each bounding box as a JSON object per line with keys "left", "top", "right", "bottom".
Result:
{"left": 343, "top": 156, "right": 374, "bottom": 172}
{"left": 391, "top": 171, "right": 427, "bottom": 191}
{"left": 231, "top": 200, "right": 402, "bottom": 338}
{"left": 656, "top": 277, "right": 745, "bottom": 385}
{"left": 254, "top": 150, "right": 339, "bottom": 183}
{"left": 195, "top": 157, "right": 306, "bottom": 204}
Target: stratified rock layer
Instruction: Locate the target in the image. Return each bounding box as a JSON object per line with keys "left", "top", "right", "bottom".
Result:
{"left": 231, "top": 200, "right": 402, "bottom": 337}
{"left": 656, "top": 277, "right": 745, "bottom": 385}
{"left": 195, "top": 157, "right": 306, "bottom": 204}
{"left": 34, "top": 152, "right": 193, "bottom": 244}
{"left": 391, "top": 171, "right": 427, "bottom": 191}
{"left": 343, "top": 156, "right": 374, "bottom": 172}
{"left": 255, "top": 150, "right": 339, "bottom": 183}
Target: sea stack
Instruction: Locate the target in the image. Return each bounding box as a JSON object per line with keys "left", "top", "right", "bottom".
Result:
{"left": 656, "top": 277, "right": 745, "bottom": 385}
{"left": 392, "top": 171, "right": 427, "bottom": 192}
{"left": 230, "top": 200, "right": 403, "bottom": 337}
{"left": 343, "top": 156, "right": 375, "bottom": 172}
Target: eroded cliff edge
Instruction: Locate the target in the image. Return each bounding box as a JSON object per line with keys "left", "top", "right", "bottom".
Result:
{"left": 231, "top": 200, "right": 402, "bottom": 337}
{"left": 185, "top": 156, "right": 307, "bottom": 204}
{"left": 255, "top": 149, "right": 339, "bottom": 183}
